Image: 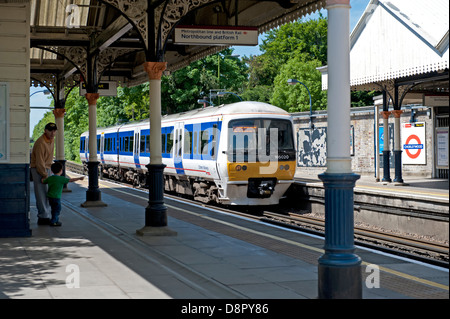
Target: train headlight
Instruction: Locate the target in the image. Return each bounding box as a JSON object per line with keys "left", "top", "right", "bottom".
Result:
{"left": 284, "top": 164, "right": 290, "bottom": 170}
{"left": 235, "top": 165, "right": 242, "bottom": 171}
{"left": 279, "top": 165, "right": 284, "bottom": 170}
{"left": 242, "top": 165, "right": 247, "bottom": 171}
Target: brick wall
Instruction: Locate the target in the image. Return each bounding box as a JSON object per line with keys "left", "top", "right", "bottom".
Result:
{"left": 293, "top": 106, "right": 434, "bottom": 178}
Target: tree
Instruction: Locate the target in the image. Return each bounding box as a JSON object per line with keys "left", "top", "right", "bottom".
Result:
{"left": 271, "top": 54, "right": 326, "bottom": 112}
{"left": 244, "top": 16, "right": 328, "bottom": 103}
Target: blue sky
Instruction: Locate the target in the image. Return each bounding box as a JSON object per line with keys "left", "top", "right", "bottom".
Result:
{"left": 232, "top": 0, "right": 370, "bottom": 57}
{"left": 29, "top": 0, "right": 371, "bottom": 136}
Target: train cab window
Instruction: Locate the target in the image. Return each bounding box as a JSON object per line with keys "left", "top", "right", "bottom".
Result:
{"left": 228, "top": 118, "right": 294, "bottom": 162}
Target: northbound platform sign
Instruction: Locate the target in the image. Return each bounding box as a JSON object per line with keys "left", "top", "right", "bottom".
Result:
{"left": 174, "top": 25, "right": 258, "bottom": 46}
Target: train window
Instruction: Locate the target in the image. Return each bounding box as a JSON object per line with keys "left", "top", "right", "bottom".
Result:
{"left": 124, "top": 136, "right": 129, "bottom": 152}
{"left": 211, "top": 124, "right": 218, "bottom": 158}
{"left": 167, "top": 129, "right": 174, "bottom": 154}
{"left": 184, "top": 130, "right": 192, "bottom": 155}
{"left": 228, "top": 118, "right": 294, "bottom": 162}
{"left": 201, "top": 130, "right": 209, "bottom": 155}
{"left": 193, "top": 132, "right": 198, "bottom": 154}
{"left": 129, "top": 135, "right": 134, "bottom": 153}
{"left": 97, "top": 137, "right": 101, "bottom": 152}
{"left": 161, "top": 133, "right": 166, "bottom": 153}
{"left": 178, "top": 130, "right": 182, "bottom": 156}
{"left": 145, "top": 135, "right": 150, "bottom": 153}
{"left": 140, "top": 134, "right": 146, "bottom": 154}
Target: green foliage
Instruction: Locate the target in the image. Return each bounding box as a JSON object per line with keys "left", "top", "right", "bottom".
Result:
{"left": 270, "top": 54, "right": 327, "bottom": 112}
{"left": 245, "top": 16, "right": 328, "bottom": 104}
{"left": 64, "top": 88, "right": 89, "bottom": 162}
{"left": 351, "top": 90, "right": 379, "bottom": 107}
{"left": 240, "top": 85, "right": 273, "bottom": 103}
{"left": 162, "top": 48, "right": 248, "bottom": 112}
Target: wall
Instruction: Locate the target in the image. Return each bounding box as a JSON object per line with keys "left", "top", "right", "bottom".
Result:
{"left": 0, "top": 1, "right": 31, "bottom": 237}
{"left": 293, "top": 105, "right": 435, "bottom": 179}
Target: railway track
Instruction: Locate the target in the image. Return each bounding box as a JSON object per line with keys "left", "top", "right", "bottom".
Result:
{"left": 65, "top": 160, "right": 449, "bottom": 268}
{"left": 260, "top": 210, "right": 449, "bottom": 268}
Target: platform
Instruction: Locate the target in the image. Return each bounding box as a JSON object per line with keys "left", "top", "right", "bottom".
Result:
{"left": 0, "top": 174, "right": 448, "bottom": 302}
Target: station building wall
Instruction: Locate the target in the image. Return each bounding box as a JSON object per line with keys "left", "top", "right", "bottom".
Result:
{"left": 293, "top": 105, "right": 439, "bottom": 179}
{"left": 0, "top": 1, "right": 31, "bottom": 237}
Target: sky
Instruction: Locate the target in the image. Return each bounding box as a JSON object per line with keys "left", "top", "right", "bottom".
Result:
{"left": 29, "top": 0, "right": 371, "bottom": 137}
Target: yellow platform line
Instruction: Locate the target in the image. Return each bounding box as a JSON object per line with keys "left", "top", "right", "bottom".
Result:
{"left": 99, "top": 180, "right": 449, "bottom": 292}
{"left": 355, "top": 184, "right": 449, "bottom": 199}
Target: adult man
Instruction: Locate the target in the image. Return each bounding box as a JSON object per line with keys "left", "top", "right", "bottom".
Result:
{"left": 30, "top": 122, "right": 57, "bottom": 225}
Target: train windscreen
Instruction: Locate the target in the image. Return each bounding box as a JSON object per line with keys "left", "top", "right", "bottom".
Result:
{"left": 227, "top": 118, "right": 295, "bottom": 162}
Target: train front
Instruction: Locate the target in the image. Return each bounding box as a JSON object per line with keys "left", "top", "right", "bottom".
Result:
{"left": 220, "top": 115, "right": 296, "bottom": 206}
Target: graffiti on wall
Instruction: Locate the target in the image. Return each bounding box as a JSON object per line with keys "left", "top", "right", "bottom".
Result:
{"left": 297, "top": 128, "right": 327, "bottom": 167}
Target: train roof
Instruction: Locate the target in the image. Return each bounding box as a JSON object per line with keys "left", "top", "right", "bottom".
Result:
{"left": 82, "top": 102, "right": 290, "bottom": 135}
{"left": 161, "top": 101, "right": 290, "bottom": 123}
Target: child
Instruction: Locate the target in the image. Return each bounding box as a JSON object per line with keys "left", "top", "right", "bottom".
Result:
{"left": 42, "top": 162, "right": 84, "bottom": 226}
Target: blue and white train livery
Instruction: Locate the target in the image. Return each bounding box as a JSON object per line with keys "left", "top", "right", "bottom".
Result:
{"left": 80, "top": 101, "right": 296, "bottom": 206}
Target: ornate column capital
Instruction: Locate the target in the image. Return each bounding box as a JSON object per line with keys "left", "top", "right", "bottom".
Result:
{"left": 143, "top": 62, "right": 167, "bottom": 80}
{"left": 392, "top": 110, "right": 403, "bottom": 118}
{"left": 85, "top": 93, "right": 100, "bottom": 105}
{"left": 380, "top": 111, "right": 392, "bottom": 119}
{"left": 53, "top": 108, "right": 66, "bottom": 118}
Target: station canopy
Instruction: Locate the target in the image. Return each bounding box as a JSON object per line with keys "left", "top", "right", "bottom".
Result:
{"left": 29, "top": 0, "right": 326, "bottom": 89}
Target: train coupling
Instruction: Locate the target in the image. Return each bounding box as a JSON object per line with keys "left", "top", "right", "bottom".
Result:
{"left": 247, "top": 178, "right": 277, "bottom": 198}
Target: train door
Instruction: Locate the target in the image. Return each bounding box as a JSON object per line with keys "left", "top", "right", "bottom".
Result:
{"left": 174, "top": 122, "right": 184, "bottom": 175}
{"left": 100, "top": 134, "right": 105, "bottom": 164}
{"left": 134, "top": 131, "right": 140, "bottom": 169}
{"left": 83, "top": 136, "right": 89, "bottom": 161}
{"left": 115, "top": 128, "right": 120, "bottom": 169}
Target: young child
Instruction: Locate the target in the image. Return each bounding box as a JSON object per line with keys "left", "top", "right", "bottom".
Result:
{"left": 42, "top": 162, "right": 84, "bottom": 226}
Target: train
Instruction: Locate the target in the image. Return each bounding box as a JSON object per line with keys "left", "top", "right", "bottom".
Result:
{"left": 80, "top": 101, "right": 296, "bottom": 206}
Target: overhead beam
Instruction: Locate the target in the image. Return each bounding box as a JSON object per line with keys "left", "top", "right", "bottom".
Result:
{"left": 90, "top": 15, "right": 134, "bottom": 54}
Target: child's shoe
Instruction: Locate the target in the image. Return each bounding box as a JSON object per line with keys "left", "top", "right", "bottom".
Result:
{"left": 50, "top": 221, "right": 62, "bottom": 227}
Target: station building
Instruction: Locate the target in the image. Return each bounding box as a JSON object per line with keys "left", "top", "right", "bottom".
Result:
{"left": 303, "top": 0, "right": 448, "bottom": 181}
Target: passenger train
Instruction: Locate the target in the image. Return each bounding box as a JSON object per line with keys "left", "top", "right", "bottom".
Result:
{"left": 80, "top": 101, "right": 296, "bottom": 206}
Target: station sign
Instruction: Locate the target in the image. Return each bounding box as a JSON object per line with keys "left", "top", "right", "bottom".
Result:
{"left": 174, "top": 25, "right": 258, "bottom": 46}
{"left": 436, "top": 127, "right": 448, "bottom": 168}
{"left": 79, "top": 81, "right": 117, "bottom": 97}
{"left": 401, "top": 122, "right": 426, "bottom": 164}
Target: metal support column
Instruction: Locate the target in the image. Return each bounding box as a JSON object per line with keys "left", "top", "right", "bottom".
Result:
{"left": 381, "top": 110, "right": 392, "bottom": 182}
{"left": 137, "top": 62, "right": 176, "bottom": 236}
{"left": 318, "top": 0, "right": 361, "bottom": 299}
{"left": 392, "top": 109, "right": 404, "bottom": 183}
{"left": 81, "top": 93, "right": 107, "bottom": 207}
{"left": 53, "top": 78, "right": 70, "bottom": 192}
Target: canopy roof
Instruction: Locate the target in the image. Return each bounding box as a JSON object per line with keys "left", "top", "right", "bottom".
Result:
{"left": 349, "top": 0, "right": 448, "bottom": 93}
{"left": 29, "top": 0, "right": 326, "bottom": 89}
{"left": 319, "top": 0, "right": 448, "bottom": 96}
